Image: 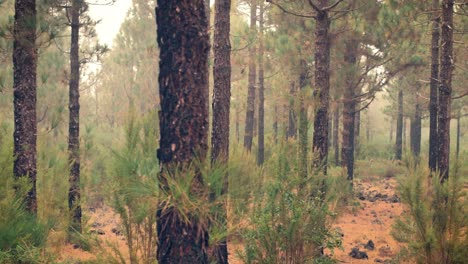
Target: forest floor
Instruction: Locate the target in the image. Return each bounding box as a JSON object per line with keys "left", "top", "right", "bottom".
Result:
{"left": 57, "top": 174, "right": 408, "bottom": 264}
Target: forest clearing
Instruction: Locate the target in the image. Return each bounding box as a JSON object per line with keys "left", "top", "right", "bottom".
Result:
{"left": 0, "top": 0, "right": 467, "bottom": 264}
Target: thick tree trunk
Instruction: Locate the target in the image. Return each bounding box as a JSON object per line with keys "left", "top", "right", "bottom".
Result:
{"left": 341, "top": 36, "right": 357, "bottom": 181}
{"left": 210, "top": 0, "right": 231, "bottom": 262}
{"left": 333, "top": 103, "right": 339, "bottom": 166}
{"left": 257, "top": 1, "right": 265, "bottom": 165}
{"left": 429, "top": 0, "right": 440, "bottom": 172}
{"left": 298, "top": 59, "right": 308, "bottom": 178}
{"left": 155, "top": 1, "right": 210, "bottom": 263}
{"left": 395, "top": 89, "right": 403, "bottom": 160}
{"left": 243, "top": 0, "right": 256, "bottom": 151}
{"left": 312, "top": 0, "right": 331, "bottom": 175}
{"left": 287, "top": 81, "right": 297, "bottom": 139}
{"left": 437, "top": 0, "right": 453, "bottom": 182}
{"left": 68, "top": 0, "right": 82, "bottom": 233}
{"left": 13, "top": 0, "right": 37, "bottom": 214}
{"left": 410, "top": 86, "right": 421, "bottom": 159}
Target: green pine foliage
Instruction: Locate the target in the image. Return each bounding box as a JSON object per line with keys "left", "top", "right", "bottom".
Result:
{"left": 392, "top": 163, "right": 468, "bottom": 263}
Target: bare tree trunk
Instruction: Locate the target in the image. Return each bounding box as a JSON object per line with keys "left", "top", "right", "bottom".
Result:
{"left": 410, "top": 85, "right": 421, "bottom": 159}
{"left": 341, "top": 36, "right": 357, "bottom": 181}
{"left": 257, "top": 1, "right": 265, "bottom": 165}
{"left": 68, "top": 0, "right": 82, "bottom": 233}
{"left": 429, "top": 0, "right": 440, "bottom": 172}
{"left": 243, "top": 0, "right": 256, "bottom": 151}
{"left": 312, "top": 0, "right": 331, "bottom": 175}
{"left": 210, "top": 0, "right": 231, "bottom": 262}
{"left": 354, "top": 105, "right": 360, "bottom": 158}
{"left": 155, "top": 1, "right": 210, "bottom": 262}
{"left": 333, "top": 103, "right": 339, "bottom": 166}
{"left": 273, "top": 104, "right": 278, "bottom": 144}
{"left": 13, "top": 0, "right": 37, "bottom": 214}
{"left": 437, "top": 0, "right": 453, "bottom": 182}
{"left": 287, "top": 81, "right": 297, "bottom": 139}
{"left": 395, "top": 89, "right": 403, "bottom": 160}
{"left": 298, "top": 59, "right": 308, "bottom": 178}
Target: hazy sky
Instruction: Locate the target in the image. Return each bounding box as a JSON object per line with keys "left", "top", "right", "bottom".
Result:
{"left": 88, "top": 0, "right": 132, "bottom": 47}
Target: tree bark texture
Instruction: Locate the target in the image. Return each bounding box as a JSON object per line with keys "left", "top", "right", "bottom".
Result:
{"left": 210, "top": 0, "right": 231, "bottom": 262}
{"left": 333, "top": 104, "right": 339, "bottom": 166}
{"left": 257, "top": 1, "right": 265, "bottom": 165}
{"left": 354, "top": 105, "right": 360, "bottom": 157}
{"left": 437, "top": 0, "right": 453, "bottom": 182}
{"left": 395, "top": 89, "right": 403, "bottom": 160}
{"left": 68, "top": 0, "right": 82, "bottom": 233}
{"left": 155, "top": 1, "right": 210, "bottom": 263}
{"left": 341, "top": 36, "right": 357, "bottom": 181}
{"left": 312, "top": 0, "right": 331, "bottom": 174}
{"left": 13, "top": 0, "right": 38, "bottom": 214}
{"left": 243, "top": 0, "right": 256, "bottom": 151}
{"left": 429, "top": 0, "right": 440, "bottom": 172}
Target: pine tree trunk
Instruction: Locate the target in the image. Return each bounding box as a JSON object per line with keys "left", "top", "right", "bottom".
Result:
{"left": 410, "top": 86, "right": 421, "bottom": 159}
{"left": 273, "top": 105, "right": 278, "bottom": 144}
{"left": 210, "top": 0, "right": 231, "bottom": 262}
{"left": 341, "top": 36, "right": 357, "bottom": 181}
{"left": 312, "top": 0, "right": 331, "bottom": 175}
{"left": 354, "top": 105, "right": 360, "bottom": 158}
{"left": 437, "top": 0, "right": 453, "bottom": 182}
{"left": 155, "top": 1, "right": 210, "bottom": 262}
{"left": 257, "top": 1, "right": 265, "bottom": 165}
{"left": 333, "top": 103, "right": 339, "bottom": 166}
{"left": 287, "top": 81, "right": 297, "bottom": 139}
{"left": 68, "top": 0, "right": 82, "bottom": 233}
{"left": 429, "top": 0, "right": 440, "bottom": 172}
{"left": 395, "top": 89, "right": 403, "bottom": 160}
{"left": 243, "top": 0, "right": 256, "bottom": 151}
{"left": 298, "top": 59, "right": 308, "bottom": 178}
{"left": 13, "top": 0, "right": 37, "bottom": 214}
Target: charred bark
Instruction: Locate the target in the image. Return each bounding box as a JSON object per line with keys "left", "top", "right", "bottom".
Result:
{"left": 210, "top": 0, "right": 231, "bottom": 262}
{"left": 312, "top": 1, "right": 331, "bottom": 175}
{"left": 68, "top": 0, "right": 82, "bottom": 233}
{"left": 13, "top": 0, "right": 38, "bottom": 213}
{"left": 437, "top": 0, "right": 454, "bottom": 182}
{"left": 341, "top": 36, "right": 357, "bottom": 181}
{"left": 243, "top": 0, "right": 256, "bottom": 151}
{"left": 429, "top": 0, "right": 440, "bottom": 172}
{"left": 155, "top": 1, "right": 210, "bottom": 263}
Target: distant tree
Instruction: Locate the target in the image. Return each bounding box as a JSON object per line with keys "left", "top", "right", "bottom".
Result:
{"left": 428, "top": 0, "right": 440, "bottom": 172}
{"left": 13, "top": 0, "right": 38, "bottom": 213}
{"left": 243, "top": 0, "right": 257, "bottom": 151}
{"left": 210, "top": 0, "right": 231, "bottom": 262}
{"left": 155, "top": 0, "right": 210, "bottom": 262}
{"left": 286, "top": 81, "right": 297, "bottom": 139}
{"left": 257, "top": 0, "right": 265, "bottom": 165}
{"left": 395, "top": 87, "right": 403, "bottom": 160}
{"left": 437, "top": 0, "right": 454, "bottom": 181}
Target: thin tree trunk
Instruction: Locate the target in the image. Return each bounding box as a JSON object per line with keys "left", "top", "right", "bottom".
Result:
{"left": 243, "top": 0, "right": 256, "bottom": 151}
{"left": 333, "top": 103, "right": 339, "bottom": 166}
{"left": 341, "top": 36, "right": 357, "bottom": 181}
{"left": 410, "top": 86, "right": 421, "bottom": 159}
{"left": 155, "top": 1, "right": 210, "bottom": 262}
{"left": 210, "top": 0, "right": 231, "bottom": 261}
{"left": 68, "top": 0, "right": 82, "bottom": 233}
{"left": 312, "top": 0, "right": 331, "bottom": 175}
{"left": 437, "top": 0, "right": 453, "bottom": 182}
{"left": 429, "top": 0, "right": 440, "bottom": 172}
{"left": 257, "top": 1, "right": 265, "bottom": 165}
{"left": 366, "top": 110, "right": 370, "bottom": 143}
{"left": 298, "top": 59, "right": 308, "bottom": 178}
{"left": 456, "top": 110, "right": 460, "bottom": 159}
{"left": 390, "top": 117, "right": 393, "bottom": 143}
{"left": 287, "top": 81, "right": 297, "bottom": 139}
{"left": 395, "top": 89, "right": 403, "bottom": 160}
{"left": 273, "top": 104, "right": 278, "bottom": 144}
{"left": 354, "top": 105, "right": 360, "bottom": 158}
{"left": 13, "top": 0, "right": 38, "bottom": 214}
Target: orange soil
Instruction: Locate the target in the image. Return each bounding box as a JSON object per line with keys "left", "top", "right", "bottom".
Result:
{"left": 58, "top": 177, "right": 409, "bottom": 263}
